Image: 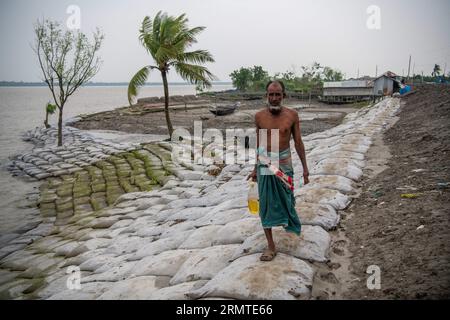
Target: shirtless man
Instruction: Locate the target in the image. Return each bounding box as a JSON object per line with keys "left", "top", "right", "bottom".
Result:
{"left": 247, "top": 80, "right": 309, "bottom": 261}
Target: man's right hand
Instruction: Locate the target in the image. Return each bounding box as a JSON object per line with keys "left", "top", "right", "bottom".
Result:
{"left": 246, "top": 170, "right": 257, "bottom": 182}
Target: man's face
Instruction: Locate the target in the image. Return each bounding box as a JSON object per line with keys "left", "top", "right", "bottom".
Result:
{"left": 266, "top": 83, "right": 284, "bottom": 114}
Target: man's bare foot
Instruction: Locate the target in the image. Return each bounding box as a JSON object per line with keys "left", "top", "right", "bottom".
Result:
{"left": 260, "top": 248, "right": 277, "bottom": 261}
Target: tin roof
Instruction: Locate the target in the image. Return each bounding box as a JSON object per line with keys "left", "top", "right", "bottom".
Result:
{"left": 323, "top": 80, "right": 371, "bottom": 88}
{"left": 374, "top": 71, "right": 400, "bottom": 81}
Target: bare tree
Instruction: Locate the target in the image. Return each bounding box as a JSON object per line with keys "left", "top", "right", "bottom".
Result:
{"left": 33, "top": 19, "right": 103, "bottom": 146}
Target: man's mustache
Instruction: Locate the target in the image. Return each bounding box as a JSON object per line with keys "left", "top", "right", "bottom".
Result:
{"left": 267, "top": 100, "right": 282, "bottom": 107}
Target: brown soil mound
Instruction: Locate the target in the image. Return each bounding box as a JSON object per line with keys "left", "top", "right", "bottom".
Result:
{"left": 343, "top": 84, "right": 450, "bottom": 299}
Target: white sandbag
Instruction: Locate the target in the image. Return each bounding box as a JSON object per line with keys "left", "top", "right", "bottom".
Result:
{"left": 308, "top": 151, "right": 365, "bottom": 167}
{"left": 309, "top": 142, "right": 369, "bottom": 157}
{"left": 193, "top": 208, "right": 248, "bottom": 227}
{"left": 66, "top": 238, "right": 111, "bottom": 258}
{"left": 212, "top": 218, "right": 261, "bottom": 245}
{"left": 306, "top": 134, "right": 370, "bottom": 154}
{"left": 135, "top": 222, "right": 165, "bottom": 238}
{"left": 308, "top": 154, "right": 365, "bottom": 169}
{"left": 299, "top": 174, "right": 357, "bottom": 195}
{"left": 128, "top": 230, "right": 193, "bottom": 261}
{"left": 167, "top": 194, "right": 222, "bottom": 209}
{"left": 79, "top": 253, "right": 119, "bottom": 272}
{"left": 295, "top": 187, "right": 351, "bottom": 210}
{"left": 159, "top": 220, "right": 197, "bottom": 239}
{"left": 170, "top": 245, "right": 240, "bottom": 285}
{"left": 54, "top": 241, "right": 82, "bottom": 257}
{"left": 149, "top": 280, "right": 208, "bottom": 300}
{"left": 82, "top": 260, "right": 137, "bottom": 282}
{"left": 341, "top": 134, "right": 372, "bottom": 147}
{"left": 178, "top": 225, "right": 224, "bottom": 249}
{"left": 48, "top": 282, "right": 113, "bottom": 300}
{"left": 165, "top": 206, "right": 212, "bottom": 222}
{"left": 310, "top": 158, "right": 363, "bottom": 181}
{"left": 229, "top": 225, "right": 330, "bottom": 263}
{"left": 104, "top": 235, "right": 150, "bottom": 255}
{"left": 296, "top": 202, "right": 340, "bottom": 230}
{"left": 130, "top": 249, "right": 197, "bottom": 277}
{"left": 187, "top": 253, "right": 315, "bottom": 300}
{"left": 97, "top": 276, "right": 165, "bottom": 300}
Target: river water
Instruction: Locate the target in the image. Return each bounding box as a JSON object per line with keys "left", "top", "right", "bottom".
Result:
{"left": 0, "top": 84, "right": 232, "bottom": 236}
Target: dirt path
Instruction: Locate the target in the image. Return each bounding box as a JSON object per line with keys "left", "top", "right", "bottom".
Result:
{"left": 328, "top": 85, "right": 450, "bottom": 299}
{"left": 71, "top": 98, "right": 358, "bottom": 137}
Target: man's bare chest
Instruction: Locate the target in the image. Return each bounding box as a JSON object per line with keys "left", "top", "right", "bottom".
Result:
{"left": 258, "top": 117, "right": 294, "bottom": 136}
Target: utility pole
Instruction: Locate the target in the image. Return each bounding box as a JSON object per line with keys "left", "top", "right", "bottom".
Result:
{"left": 357, "top": 68, "right": 359, "bottom": 79}
{"left": 407, "top": 54, "right": 411, "bottom": 82}
{"left": 309, "top": 89, "right": 312, "bottom": 107}
{"left": 421, "top": 71, "right": 424, "bottom": 83}
{"left": 444, "top": 62, "right": 447, "bottom": 77}
{"left": 375, "top": 65, "right": 378, "bottom": 77}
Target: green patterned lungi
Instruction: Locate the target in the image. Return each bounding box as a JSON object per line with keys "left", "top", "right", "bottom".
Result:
{"left": 256, "top": 146, "right": 301, "bottom": 235}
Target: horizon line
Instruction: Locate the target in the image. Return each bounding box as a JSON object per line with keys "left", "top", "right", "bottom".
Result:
{"left": 0, "top": 80, "right": 233, "bottom": 87}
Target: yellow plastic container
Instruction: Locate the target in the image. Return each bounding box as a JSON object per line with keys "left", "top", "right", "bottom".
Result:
{"left": 247, "top": 182, "right": 259, "bottom": 215}
{"left": 248, "top": 199, "right": 259, "bottom": 214}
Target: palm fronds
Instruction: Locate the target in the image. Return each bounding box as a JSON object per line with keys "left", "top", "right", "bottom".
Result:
{"left": 127, "top": 65, "right": 153, "bottom": 104}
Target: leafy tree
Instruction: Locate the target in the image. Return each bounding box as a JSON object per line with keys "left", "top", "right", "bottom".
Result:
{"left": 251, "top": 66, "right": 268, "bottom": 82}
{"left": 33, "top": 19, "right": 103, "bottom": 146}
{"left": 231, "top": 62, "right": 344, "bottom": 93}
{"left": 301, "top": 62, "right": 323, "bottom": 81}
{"left": 44, "top": 102, "right": 57, "bottom": 128}
{"left": 128, "top": 11, "right": 216, "bottom": 137}
{"left": 432, "top": 64, "right": 441, "bottom": 77}
{"left": 230, "top": 65, "right": 269, "bottom": 91}
{"left": 322, "top": 66, "right": 344, "bottom": 81}
{"left": 250, "top": 65, "right": 270, "bottom": 90}
{"left": 273, "top": 71, "right": 299, "bottom": 91}
{"left": 230, "top": 67, "right": 253, "bottom": 91}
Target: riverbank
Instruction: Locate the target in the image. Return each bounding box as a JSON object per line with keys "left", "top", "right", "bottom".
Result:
{"left": 0, "top": 85, "right": 231, "bottom": 237}
{"left": 0, "top": 96, "right": 401, "bottom": 299}
{"left": 71, "top": 95, "right": 360, "bottom": 137}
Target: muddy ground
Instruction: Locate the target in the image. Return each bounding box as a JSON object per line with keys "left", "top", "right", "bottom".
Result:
{"left": 71, "top": 98, "right": 358, "bottom": 138}
{"left": 322, "top": 85, "right": 450, "bottom": 299}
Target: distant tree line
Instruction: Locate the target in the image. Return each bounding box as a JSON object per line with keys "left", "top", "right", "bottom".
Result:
{"left": 229, "top": 62, "right": 450, "bottom": 92}
{"left": 229, "top": 62, "right": 344, "bottom": 92}
{"left": 408, "top": 64, "right": 449, "bottom": 83}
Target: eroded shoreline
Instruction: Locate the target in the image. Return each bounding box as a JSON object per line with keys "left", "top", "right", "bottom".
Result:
{"left": 0, "top": 97, "right": 401, "bottom": 299}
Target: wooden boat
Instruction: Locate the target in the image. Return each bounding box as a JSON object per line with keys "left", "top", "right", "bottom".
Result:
{"left": 208, "top": 102, "right": 240, "bottom": 116}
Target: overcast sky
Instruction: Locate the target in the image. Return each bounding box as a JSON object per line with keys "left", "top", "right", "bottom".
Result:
{"left": 1, "top": 0, "right": 449, "bottom": 82}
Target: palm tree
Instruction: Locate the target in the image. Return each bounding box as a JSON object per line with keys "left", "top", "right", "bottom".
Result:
{"left": 432, "top": 64, "right": 441, "bottom": 77}
{"left": 128, "top": 11, "right": 216, "bottom": 136}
